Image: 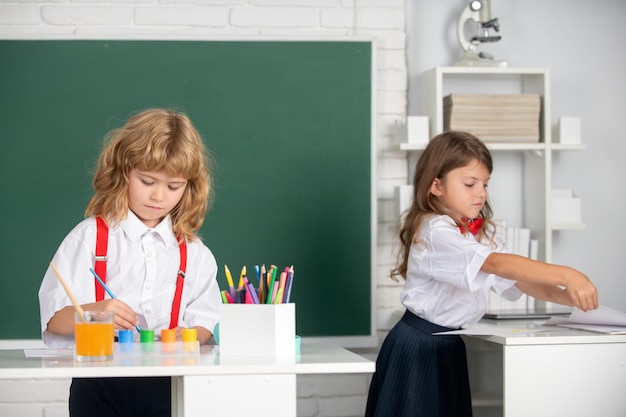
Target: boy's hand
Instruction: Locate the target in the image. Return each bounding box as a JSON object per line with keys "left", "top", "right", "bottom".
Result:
{"left": 86, "top": 299, "right": 139, "bottom": 330}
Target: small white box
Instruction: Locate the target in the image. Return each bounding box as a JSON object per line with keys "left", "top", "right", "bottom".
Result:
{"left": 394, "top": 120, "right": 407, "bottom": 143}
{"left": 394, "top": 185, "right": 413, "bottom": 219}
{"left": 551, "top": 189, "right": 581, "bottom": 224}
{"left": 394, "top": 117, "right": 430, "bottom": 144}
{"left": 406, "top": 116, "right": 430, "bottom": 144}
{"left": 555, "top": 117, "right": 581, "bottom": 144}
{"left": 219, "top": 303, "right": 295, "bottom": 358}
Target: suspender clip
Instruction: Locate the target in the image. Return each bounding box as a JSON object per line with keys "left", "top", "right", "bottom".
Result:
{"left": 94, "top": 256, "right": 108, "bottom": 262}
{"left": 177, "top": 270, "right": 186, "bottom": 278}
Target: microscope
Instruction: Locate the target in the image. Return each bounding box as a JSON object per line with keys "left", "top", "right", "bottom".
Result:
{"left": 454, "top": 0, "right": 507, "bottom": 67}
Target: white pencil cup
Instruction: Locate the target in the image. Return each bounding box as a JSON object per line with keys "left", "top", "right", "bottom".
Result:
{"left": 218, "top": 303, "right": 296, "bottom": 358}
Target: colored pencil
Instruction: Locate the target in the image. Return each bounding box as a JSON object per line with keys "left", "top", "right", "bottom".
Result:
{"left": 224, "top": 265, "right": 236, "bottom": 300}
{"left": 259, "top": 264, "right": 267, "bottom": 303}
{"left": 89, "top": 268, "right": 141, "bottom": 332}
{"left": 284, "top": 266, "right": 294, "bottom": 303}
{"left": 244, "top": 277, "right": 260, "bottom": 304}
{"left": 254, "top": 265, "right": 260, "bottom": 283}
{"left": 238, "top": 265, "right": 246, "bottom": 290}
{"left": 266, "top": 265, "right": 277, "bottom": 304}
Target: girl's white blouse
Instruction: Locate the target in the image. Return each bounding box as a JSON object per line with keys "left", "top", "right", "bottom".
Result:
{"left": 39, "top": 211, "right": 221, "bottom": 348}
{"left": 401, "top": 214, "right": 522, "bottom": 329}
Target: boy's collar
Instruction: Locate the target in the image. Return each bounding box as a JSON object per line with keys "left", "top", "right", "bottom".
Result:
{"left": 119, "top": 210, "right": 178, "bottom": 247}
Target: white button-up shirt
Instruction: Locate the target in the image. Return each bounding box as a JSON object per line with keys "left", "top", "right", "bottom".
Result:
{"left": 39, "top": 211, "right": 220, "bottom": 348}
{"left": 401, "top": 214, "right": 522, "bottom": 329}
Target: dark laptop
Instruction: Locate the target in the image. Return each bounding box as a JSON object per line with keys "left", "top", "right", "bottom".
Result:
{"left": 483, "top": 306, "right": 572, "bottom": 320}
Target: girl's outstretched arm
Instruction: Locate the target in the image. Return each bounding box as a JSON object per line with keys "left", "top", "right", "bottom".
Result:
{"left": 514, "top": 281, "right": 574, "bottom": 307}
{"left": 482, "top": 253, "right": 598, "bottom": 311}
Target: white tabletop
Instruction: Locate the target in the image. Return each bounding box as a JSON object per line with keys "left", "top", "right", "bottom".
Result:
{"left": 470, "top": 319, "right": 626, "bottom": 346}
{"left": 0, "top": 343, "right": 375, "bottom": 379}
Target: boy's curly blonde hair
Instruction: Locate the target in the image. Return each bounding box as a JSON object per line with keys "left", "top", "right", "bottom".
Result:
{"left": 85, "top": 108, "right": 212, "bottom": 242}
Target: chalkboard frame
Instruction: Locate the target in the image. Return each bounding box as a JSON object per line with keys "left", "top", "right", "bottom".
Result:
{"left": 0, "top": 39, "right": 376, "bottom": 345}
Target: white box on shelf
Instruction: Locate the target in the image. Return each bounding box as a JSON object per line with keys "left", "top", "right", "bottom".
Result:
{"left": 394, "top": 184, "right": 413, "bottom": 219}
{"left": 219, "top": 303, "right": 295, "bottom": 358}
{"left": 407, "top": 116, "right": 430, "bottom": 144}
{"left": 394, "top": 117, "right": 429, "bottom": 145}
{"left": 394, "top": 120, "right": 407, "bottom": 143}
{"left": 551, "top": 189, "right": 581, "bottom": 224}
{"left": 555, "top": 117, "right": 581, "bottom": 144}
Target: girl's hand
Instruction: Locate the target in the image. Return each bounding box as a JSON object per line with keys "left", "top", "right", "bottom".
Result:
{"left": 563, "top": 269, "right": 598, "bottom": 312}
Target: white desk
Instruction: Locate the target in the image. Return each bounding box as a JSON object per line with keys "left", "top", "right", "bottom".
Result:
{"left": 0, "top": 343, "right": 374, "bottom": 417}
{"left": 469, "top": 323, "right": 626, "bottom": 417}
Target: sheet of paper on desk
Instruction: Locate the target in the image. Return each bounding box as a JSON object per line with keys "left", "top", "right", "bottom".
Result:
{"left": 433, "top": 325, "right": 548, "bottom": 337}
{"left": 543, "top": 305, "right": 626, "bottom": 334}
{"left": 23, "top": 348, "right": 73, "bottom": 358}
{"left": 557, "top": 323, "right": 626, "bottom": 334}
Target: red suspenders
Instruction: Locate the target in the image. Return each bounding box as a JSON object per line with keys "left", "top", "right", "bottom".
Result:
{"left": 94, "top": 217, "right": 108, "bottom": 302}
{"left": 94, "top": 216, "right": 187, "bottom": 329}
{"left": 170, "top": 241, "right": 187, "bottom": 329}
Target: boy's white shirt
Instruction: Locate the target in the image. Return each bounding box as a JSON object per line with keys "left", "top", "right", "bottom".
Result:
{"left": 39, "top": 210, "right": 220, "bottom": 348}
{"left": 401, "top": 214, "right": 522, "bottom": 329}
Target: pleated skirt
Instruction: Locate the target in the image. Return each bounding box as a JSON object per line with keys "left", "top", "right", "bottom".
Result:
{"left": 365, "top": 310, "right": 473, "bottom": 417}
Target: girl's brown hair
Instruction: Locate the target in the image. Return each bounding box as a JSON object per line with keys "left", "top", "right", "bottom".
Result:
{"left": 390, "top": 130, "right": 494, "bottom": 281}
{"left": 85, "top": 109, "right": 212, "bottom": 242}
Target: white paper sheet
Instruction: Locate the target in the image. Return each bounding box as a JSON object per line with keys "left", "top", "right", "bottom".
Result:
{"left": 23, "top": 348, "right": 73, "bottom": 358}
{"left": 557, "top": 323, "right": 626, "bottom": 335}
{"left": 434, "top": 305, "right": 626, "bottom": 336}
{"left": 543, "top": 305, "right": 626, "bottom": 334}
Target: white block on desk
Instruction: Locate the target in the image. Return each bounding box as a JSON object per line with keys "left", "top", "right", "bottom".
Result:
{"left": 219, "top": 303, "right": 295, "bottom": 358}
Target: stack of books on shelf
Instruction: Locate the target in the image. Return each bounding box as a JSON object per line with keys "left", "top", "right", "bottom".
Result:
{"left": 443, "top": 94, "right": 541, "bottom": 143}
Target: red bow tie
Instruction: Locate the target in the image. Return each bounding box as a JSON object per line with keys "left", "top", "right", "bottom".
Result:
{"left": 458, "top": 218, "right": 483, "bottom": 235}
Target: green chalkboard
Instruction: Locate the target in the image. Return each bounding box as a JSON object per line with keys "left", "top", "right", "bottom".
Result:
{"left": 0, "top": 40, "right": 372, "bottom": 340}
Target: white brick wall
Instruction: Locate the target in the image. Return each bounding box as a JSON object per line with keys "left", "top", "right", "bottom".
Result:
{"left": 0, "top": 1, "right": 407, "bottom": 416}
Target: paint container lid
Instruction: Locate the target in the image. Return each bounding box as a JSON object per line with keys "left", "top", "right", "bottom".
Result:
{"left": 161, "top": 329, "right": 176, "bottom": 343}
{"left": 212, "top": 322, "right": 220, "bottom": 345}
{"left": 140, "top": 329, "right": 155, "bottom": 343}
{"left": 182, "top": 328, "right": 197, "bottom": 343}
{"left": 118, "top": 329, "right": 134, "bottom": 343}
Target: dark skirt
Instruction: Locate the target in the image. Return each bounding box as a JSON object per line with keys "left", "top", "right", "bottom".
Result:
{"left": 69, "top": 377, "right": 171, "bottom": 417}
{"left": 365, "top": 310, "right": 473, "bottom": 417}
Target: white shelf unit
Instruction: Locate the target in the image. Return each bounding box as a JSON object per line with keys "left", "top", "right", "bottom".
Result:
{"left": 403, "top": 66, "right": 586, "bottom": 263}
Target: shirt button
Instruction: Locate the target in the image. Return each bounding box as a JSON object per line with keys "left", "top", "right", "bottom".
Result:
{"left": 146, "top": 252, "right": 154, "bottom": 258}
{"left": 145, "top": 310, "right": 152, "bottom": 315}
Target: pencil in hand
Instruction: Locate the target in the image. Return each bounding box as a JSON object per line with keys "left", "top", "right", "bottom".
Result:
{"left": 89, "top": 268, "right": 141, "bottom": 332}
